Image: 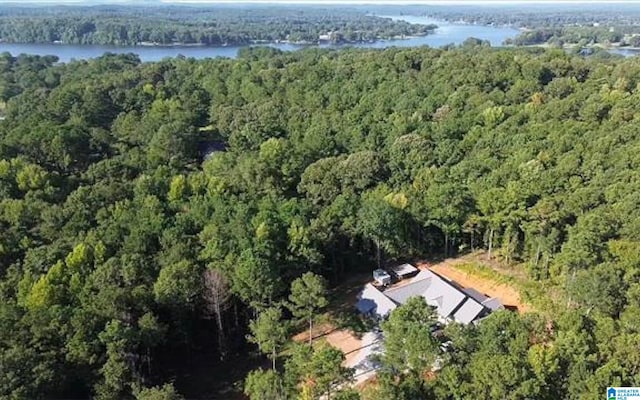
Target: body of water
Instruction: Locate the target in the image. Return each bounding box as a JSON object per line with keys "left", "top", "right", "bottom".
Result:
{"left": 0, "top": 16, "right": 520, "bottom": 63}
{"left": 608, "top": 48, "right": 640, "bottom": 57}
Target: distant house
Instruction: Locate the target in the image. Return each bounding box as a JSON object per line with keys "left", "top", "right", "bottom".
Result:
{"left": 356, "top": 268, "right": 502, "bottom": 324}
{"left": 318, "top": 33, "right": 332, "bottom": 43}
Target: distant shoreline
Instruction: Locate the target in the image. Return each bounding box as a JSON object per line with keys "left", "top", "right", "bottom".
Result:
{"left": 0, "top": 32, "right": 436, "bottom": 49}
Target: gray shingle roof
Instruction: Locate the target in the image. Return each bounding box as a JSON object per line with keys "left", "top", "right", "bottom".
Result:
{"left": 463, "top": 287, "right": 489, "bottom": 303}
{"left": 427, "top": 278, "right": 467, "bottom": 318}
{"left": 410, "top": 269, "right": 442, "bottom": 283}
{"left": 385, "top": 271, "right": 466, "bottom": 320}
{"left": 453, "top": 298, "right": 486, "bottom": 324}
{"left": 356, "top": 283, "right": 397, "bottom": 318}
{"left": 384, "top": 278, "right": 433, "bottom": 304}
{"left": 358, "top": 268, "right": 497, "bottom": 324}
{"left": 481, "top": 297, "right": 504, "bottom": 311}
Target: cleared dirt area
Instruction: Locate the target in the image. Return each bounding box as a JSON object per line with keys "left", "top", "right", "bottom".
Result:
{"left": 292, "top": 322, "right": 366, "bottom": 366}
{"left": 417, "top": 254, "right": 533, "bottom": 313}
{"left": 324, "top": 329, "right": 366, "bottom": 366}
{"left": 291, "top": 322, "right": 334, "bottom": 343}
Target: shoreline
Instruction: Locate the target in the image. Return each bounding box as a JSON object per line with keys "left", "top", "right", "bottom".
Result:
{"left": 0, "top": 31, "right": 436, "bottom": 49}
{"left": 523, "top": 42, "right": 640, "bottom": 51}
{"left": 0, "top": 15, "right": 514, "bottom": 63}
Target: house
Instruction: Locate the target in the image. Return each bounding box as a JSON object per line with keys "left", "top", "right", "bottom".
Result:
{"left": 318, "top": 33, "right": 332, "bottom": 43}
{"left": 356, "top": 267, "right": 502, "bottom": 325}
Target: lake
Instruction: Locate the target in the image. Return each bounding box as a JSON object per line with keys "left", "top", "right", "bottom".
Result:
{"left": 608, "top": 48, "right": 640, "bottom": 57}
{"left": 0, "top": 16, "right": 520, "bottom": 63}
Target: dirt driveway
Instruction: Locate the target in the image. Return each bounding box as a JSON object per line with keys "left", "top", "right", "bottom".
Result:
{"left": 292, "top": 321, "right": 382, "bottom": 387}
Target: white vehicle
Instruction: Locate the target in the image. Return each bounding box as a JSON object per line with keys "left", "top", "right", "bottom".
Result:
{"left": 373, "top": 269, "right": 391, "bottom": 286}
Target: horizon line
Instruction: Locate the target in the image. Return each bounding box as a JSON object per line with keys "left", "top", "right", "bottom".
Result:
{"left": 6, "top": 0, "right": 640, "bottom": 4}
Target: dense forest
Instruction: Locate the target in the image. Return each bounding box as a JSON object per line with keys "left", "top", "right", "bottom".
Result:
{"left": 506, "top": 26, "right": 623, "bottom": 47}
{"left": 1, "top": 44, "right": 640, "bottom": 399}
{"left": 505, "top": 26, "right": 640, "bottom": 48}
{"left": 0, "top": 6, "right": 436, "bottom": 46}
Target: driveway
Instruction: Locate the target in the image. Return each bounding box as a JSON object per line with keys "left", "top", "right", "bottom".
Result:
{"left": 343, "top": 330, "right": 383, "bottom": 386}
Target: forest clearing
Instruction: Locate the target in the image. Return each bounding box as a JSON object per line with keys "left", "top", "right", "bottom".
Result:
{"left": 420, "top": 253, "right": 534, "bottom": 313}
{"left": 288, "top": 252, "right": 535, "bottom": 393}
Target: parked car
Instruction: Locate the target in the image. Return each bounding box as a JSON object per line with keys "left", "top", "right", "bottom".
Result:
{"left": 373, "top": 268, "right": 391, "bottom": 286}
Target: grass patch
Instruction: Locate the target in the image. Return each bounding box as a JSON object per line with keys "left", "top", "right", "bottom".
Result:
{"left": 454, "top": 261, "right": 516, "bottom": 285}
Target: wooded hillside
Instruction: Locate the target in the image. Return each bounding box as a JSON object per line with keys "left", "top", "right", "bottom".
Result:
{"left": 0, "top": 6, "right": 436, "bottom": 46}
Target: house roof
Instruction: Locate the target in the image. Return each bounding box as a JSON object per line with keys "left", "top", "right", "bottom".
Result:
{"left": 410, "top": 269, "right": 442, "bottom": 283}
{"left": 358, "top": 268, "right": 496, "bottom": 324}
{"left": 453, "top": 298, "right": 486, "bottom": 324}
{"left": 427, "top": 278, "right": 467, "bottom": 318}
{"left": 463, "top": 287, "right": 489, "bottom": 303}
{"left": 384, "top": 277, "right": 433, "bottom": 304}
{"left": 385, "top": 271, "right": 466, "bottom": 320}
{"left": 391, "top": 263, "right": 419, "bottom": 277}
{"left": 356, "top": 283, "right": 397, "bottom": 317}
{"left": 481, "top": 297, "right": 504, "bottom": 311}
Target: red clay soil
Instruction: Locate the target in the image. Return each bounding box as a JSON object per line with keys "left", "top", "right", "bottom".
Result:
{"left": 324, "top": 329, "right": 365, "bottom": 366}
{"left": 292, "top": 323, "right": 335, "bottom": 343}
{"left": 292, "top": 322, "right": 364, "bottom": 366}
{"left": 417, "top": 256, "right": 533, "bottom": 313}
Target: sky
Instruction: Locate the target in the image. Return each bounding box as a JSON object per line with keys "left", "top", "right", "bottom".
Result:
{"left": 161, "top": 0, "right": 640, "bottom": 3}
{"left": 5, "top": 0, "right": 640, "bottom": 3}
